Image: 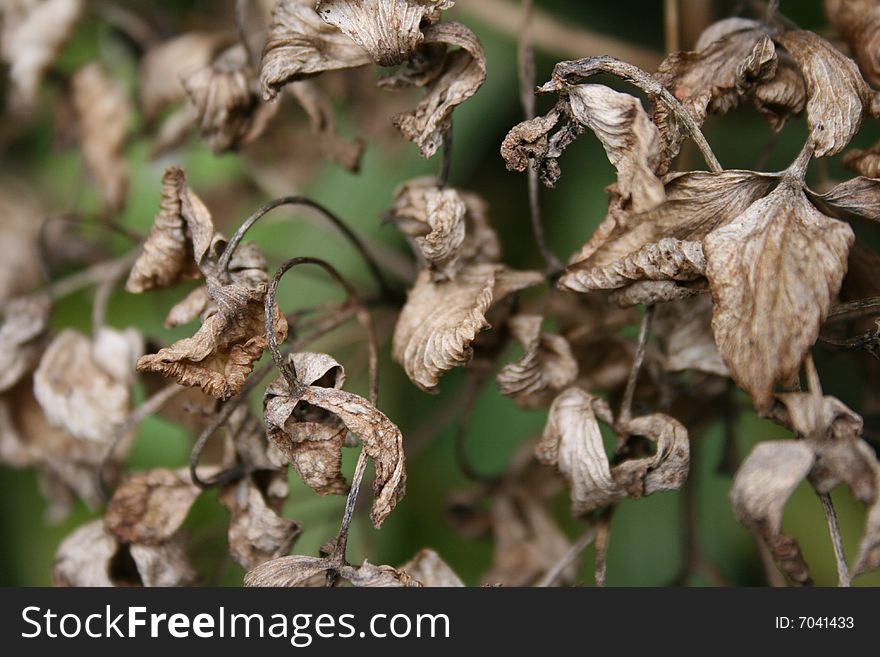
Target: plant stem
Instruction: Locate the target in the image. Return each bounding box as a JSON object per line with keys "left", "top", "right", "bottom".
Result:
{"left": 819, "top": 492, "right": 851, "bottom": 587}
{"left": 619, "top": 305, "right": 654, "bottom": 428}
{"left": 538, "top": 525, "right": 597, "bottom": 587}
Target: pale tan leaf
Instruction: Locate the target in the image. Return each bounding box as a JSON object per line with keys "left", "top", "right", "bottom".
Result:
{"left": 128, "top": 537, "right": 198, "bottom": 587}
{"left": 730, "top": 441, "right": 815, "bottom": 585}
{"left": 653, "top": 294, "right": 728, "bottom": 377}
{"left": 775, "top": 30, "right": 870, "bottom": 157}
{"left": 808, "top": 176, "right": 880, "bottom": 224}
{"left": 316, "top": 0, "right": 452, "bottom": 66}
{"left": 608, "top": 280, "right": 704, "bottom": 307}
{"left": 853, "top": 495, "right": 880, "bottom": 577}
{"left": 401, "top": 548, "right": 464, "bottom": 587}
{"left": 496, "top": 314, "right": 578, "bottom": 408}
{"left": 392, "top": 264, "right": 542, "bottom": 392}
{"left": 244, "top": 554, "right": 328, "bottom": 587}
{"left": 338, "top": 560, "right": 418, "bottom": 587}
{"left": 71, "top": 63, "right": 131, "bottom": 214}
{"left": 164, "top": 285, "right": 211, "bottom": 328}
{"left": 53, "top": 519, "right": 118, "bottom": 586}
{"left": 0, "top": 295, "right": 50, "bottom": 393}
{"left": 259, "top": 0, "right": 371, "bottom": 100}
{"left": 825, "top": 0, "right": 880, "bottom": 87}
{"left": 704, "top": 181, "right": 854, "bottom": 410}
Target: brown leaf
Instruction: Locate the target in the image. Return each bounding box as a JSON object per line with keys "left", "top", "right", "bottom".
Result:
{"left": 842, "top": 140, "right": 880, "bottom": 179}
{"left": 0, "top": 295, "right": 50, "bottom": 392}
{"left": 34, "top": 328, "right": 140, "bottom": 443}
{"left": 753, "top": 51, "right": 807, "bottom": 132}
{"left": 264, "top": 352, "right": 349, "bottom": 496}
{"left": 653, "top": 294, "right": 728, "bottom": 377}
{"left": 137, "top": 280, "right": 288, "bottom": 400}
{"left": 244, "top": 555, "right": 418, "bottom": 587}
{"left": 316, "top": 0, "right": 451, "bottom": 67}
{"left": 125, "top": 167, "right": 216, "bottom": 293}
{"left": 104, "top": 468, "right": 201, "bottom": 545}
{"left": 0, "top": 0, "right": 83, "bottom": 109}
{"left": 184, "top": 44, "right": 279, "bottom": 153}
{"left": 608, "top": 280, "right": 704, "bottom": 307}
{"left": 392, "top": 21, "right": 486, "bottom": 158}
{"left": 704, "top": 181, "right": 854, "bottom": 410}
{"left": 392, "top": 264, "right": 543, "bottom": 392}
{"left": 825, "top": 0, "right": 880, "bottom": 87}
{"left": 220, "top": 476, "right": 301, "bottom": 570}
{"left": 560, "top": 170, "right": 777, "bottom": 293}
{"left": 496, "top": 314, "right": 578, "bottom": 408}
{"left": 54, "top": 519, "right": 197, "bottom": 587}
{"left": 730, "top": 440, "right": 815, "bottom": 585}
{"left": 775, "top": 30, "right": 870, "bottom": 157}
{"left": 259, "top": 0, "right": 372, "bottom": 100}
{"left": 164, "top": 285, "right": 212, "bottom": 328}
{"left": 401, "top": 548, "right": 464, "bottom": 587}
{"left": 854, "top": 495, "right": 880, "bottom": 577}
{"left": 140, "top": 31, "right": 230, "bottom": 121}
{"left": 536, "top": 387, "right": 689, "bottom": 516}
{"left": 808, "top": 176, "right": 880, "bottom": 224}
{"left": 71, "top": 63, "right": 131, "bottom": 214}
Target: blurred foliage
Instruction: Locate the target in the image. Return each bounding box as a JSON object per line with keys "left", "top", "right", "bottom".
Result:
{"left": 1, "top": 0, "right": 879, "bottom": 587}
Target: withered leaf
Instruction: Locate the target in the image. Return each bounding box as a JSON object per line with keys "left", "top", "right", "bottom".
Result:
{"left": 264, "top": 352, "right": 349, "bottom": 496}
{"left": 496, "top": 314, "right": 578, "bottom": 408}
{"left": 265, "top": 352, "right": 406, "bottom": 528}
{"left": 537, "top": 387, "right": 689, "bottom": 516}
{"left": 104, "top": 468, "right": 201, "bottom": 546}
{"left": 730, "top": 441, "right": 815, "bottom": 585}
{"left": 244, "top": 555, "right": 418, "bottom": 587}
{"left": 0, "top": 295, "right": 50, "bottom": 392}
{"left": 288, "top": 80, "right": 365, "bottom": 172}
{"left": 260, "top": 0, "right": 372, "bottom": 100}
{"left": 825, "top": 0, "right": 880, "bottom": 87}
{"left": 0, "top": 0, "right": 83, "bottom": 109}
{"left": 808, "top": 176, "right": 880, "bottom": 224}
{"left": 753, "top": 51, "right": 807, "bottom": 132}
{"left": 653, "top": 294, "right": 728, "bottom": 377}
{"left": 125, "top": 167, "right": 215, "bottom": 293}
{"left": 137, "top": 281, "right": 288, "bottom": 400}
{"left": 854, "top": 496, "right": 880, "bottom": 578}
{"left": 316, "top": 0, "right": 452, "bottom": 67}
{"left": 401, "top": 548, "right": 464, "bottom": 587}
{"left": 33, "top": 328, "right": 140, "bottom": 443}
{"left": 164, "top": 285, "right": 212, "bottom": 328}
{"left": 220, "top": 476, "right": 300, "bottom": 570}
{"left": 842, "top": 141, "right": 880, "bottom": 179}
{"left": 392, "top": 264, "right": 543, "bottom": 392}
{"left": 54, "top": 519, "right": 197, "bottom": 587}
{"left": 393, "top": 21, "right": 486, "bottom": 158}
{"left": 775, "top": 30, "right": 870, "bottom": 157}
{"left": 71, "top": 63, "right": 131, "bottom": 214}
{"left": 704, "top": 181, "right": 854, "bottom": 410}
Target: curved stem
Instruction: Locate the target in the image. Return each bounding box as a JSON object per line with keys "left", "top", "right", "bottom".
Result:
{"left": 217, "top": 197, "right": 395, "bottom": 302}
{"left": 542, "top": 56, "right": 722, "bottom": 173}
{"left": 618, "top": 305, "right": 655, "bottom": 429}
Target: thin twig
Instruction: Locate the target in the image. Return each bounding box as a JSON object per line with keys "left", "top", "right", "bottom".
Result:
{"left": 619, "top": 306, "right": 655, "bottom": 428}
{"left": 819, "top": 492, "right": 851, "bottom": 587}
{"left": 664, "top": 0, "right": 681, "bottom": 53}
{"left": 827, "top": 296, "right": 880, "bottom": 322}
{"left": 437, "top": 123, "right": 454, "bottom": 189}
{"left": 538, "top": 526, "right": 597, "bottom": 587}
{"left": 42, "top": 250, "right": 140, "bottom": 303}
{"left": 595, "top": 510, "right": 613, "bottom": 587}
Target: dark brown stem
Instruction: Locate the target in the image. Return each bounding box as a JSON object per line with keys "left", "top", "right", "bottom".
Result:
{"left": 437, "top": 122, "right": 454, "bottom": 189}
{"left": 218, "top": 197, "right": 396, "bottom": 302}
{"left": 541, "top": 56, "right": 722, "bottom": 172}
{"left": 827, "top": 296, "right": 880, "bottom": 322}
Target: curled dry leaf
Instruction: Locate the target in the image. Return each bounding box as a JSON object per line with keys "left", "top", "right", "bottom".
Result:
{"left": 54, "top": 519, "right": 197, "bottom": 587}
{"left": 264, "top": 352, "right": 349, "bottom": 496}
{"left": 260, "top": 0, "right": 372, "bottom": 100}
{"left": 842, "top": 141, "right": 880, "bottom": 179}
{"left": 33, "top": 327, "right": 141, "bottom": 443}
{"left": 184, "top": 44, "right": 279, "bottom": 153}
{"left": 220, "top": 476, "right": 300, "bottom": 571}
{"left": 825, "top": 0, "right": 880, "bottom": 87}
{"left": 809, "top": 175, "right": 880, "bottom": 224}
{"left": 125, "top": 166, "right": 215, "bottom": 293}
{"left": 0, "top": 0, "right": 82, "bottom": 109}
{"left": 265, "top": 352, "right": 406, "bottom": 528}
{"left": 731, "top": 441, "right": 814, "bottom": 585}
{"left": 104, "top": 468, "right": 201, "bottom": 546}
{"left": 496, "top": 314, "right": 578, "bottom": 408}
{"left": 774, "top": 30, "right": 870, "bottom": 158}
{"left": 288, "top": 80, "right": 365, "bottom": 172}
{"left": 653, "top": 294, "right": 728, "bottom": 377}
{"left": 244, "top": 554, "right": 418, "bottom": 587}
{"left": 537, "top": 387, "right": 689, "bottom": 516}
{"left": 71, "top": 63, "right": 131, "bottom": 214}
{"left": 316, "top": 0, "right": 451, "bottom": 67}
{"left": 704, "top": 180, "right": 854, "bottom": 410}
{"left": 401, "top": 548, "right": 464, "bottom": 587}
{"left": 137, "top": 280, "right": 288, "bottom": 400}
{"left": 392, "top": 21, "right": 486, "bottom": 158}
{"left": 0, "top": 295, "right": 50, "bottom": 392}
{"left": 392, "top": 264, "right": 543, "bottom": 392}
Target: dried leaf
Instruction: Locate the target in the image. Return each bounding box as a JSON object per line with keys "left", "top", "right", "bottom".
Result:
{"left": 401, "top": 548, "right": 464, "bottom": 587}
{"left": 537, "top": 388, "right": 689, "bottom": 516}
{"left": 220, "top": 476, "right": 300, "bottom": 570}
{"left": 34, "top": 328, "right": 140, "bottom": 443}
{"left": 854, "top": 495, "right": 880, "bottom": 577}
{"left": 392, "top": 264, "right": 543, "bottom": 392}
{"left": 393, "top": 21, "right": 486, "bottom": 158}
{"left": 753, "top": 51, "right": 807, "bottom": 132}
{"left": 704, "top": 181, "right": 854, "bottom": 410}
{"left": 730, "top": 441, "right": 815, "bottom": 585}
{"left": 0, "top": 0, "right": 82, "bottom": 108}
{"left": 129, "top": 538, "right": 198, "bottom": 587}
{"left": 137, "top": 281, "right": 288, "bottom": 400}
{"left": 608, "top": 280, "right": 703, "bottom": 307}
{"left": 808, "top": 176, "right": 880, "bottom": 224}
{"left": 653, "top": 294, "right": 728, "bottom": 377}
{"left": 104, "top": 468, "right": 201, "bottom": 545}
{"left": 775, "top": 30, "right": 870, "bottom": 157}
{"left": 842, "top": 140, "right": 880, "bottom": 179}
{"left": 244, "top": 555, "right": 418, "bottom": 587}
{"left": 71, "top": 63, "right": 131, "bottom": 214}
{"left": 0, "top": 295, "right": 50, "bottom": 392}
{"left": 316, "top": 0, "right": 451, "bottom": 66}
{"left": 288, "top": 80, "right": 365, "bottom": 172}
{"left": 825, "top": 0, "right": 880, "bottom": 87}
{"left": 260, "top": 0, "right": 372, "bottom": 100}
{"left": 496, "top": 314, "right": 578, "bottom": 408}
{"left": 164, "top": 285, "right": 212, "bottom": 328}
{"left": 125, "top": 167, "right": 215, "bottom": 293}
